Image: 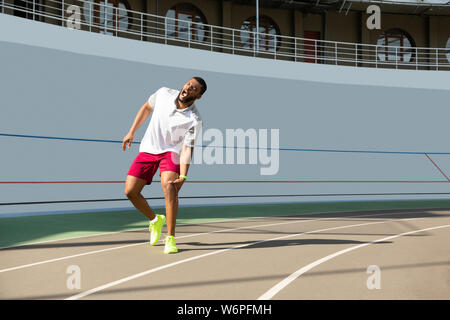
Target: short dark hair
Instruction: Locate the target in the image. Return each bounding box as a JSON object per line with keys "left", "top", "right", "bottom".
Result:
{"left": 193, "top": 77, "right": 207, "bottom": 95}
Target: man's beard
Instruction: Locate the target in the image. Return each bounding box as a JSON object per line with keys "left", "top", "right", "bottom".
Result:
{"left": 177, "top": 93, "right": 195, "bottom": 104}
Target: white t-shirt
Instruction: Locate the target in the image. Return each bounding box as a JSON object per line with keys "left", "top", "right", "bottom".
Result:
{"left": 139, "top": 87, "right": 202, "bottom": 155}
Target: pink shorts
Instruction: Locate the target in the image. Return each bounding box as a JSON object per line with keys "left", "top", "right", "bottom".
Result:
{"left": 127, "top": 152, "right": 180, "bottom": 185}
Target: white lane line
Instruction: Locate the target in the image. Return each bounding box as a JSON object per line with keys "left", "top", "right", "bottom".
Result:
{"left": 258, "top": 224, "right": 450, "bottom": 300}
{"left": 0, "top": 207, "right": 415, "bottom": 250}
{"left": 0, "top": 211, "right": 413, "bottom": 273}
{"left": 174, "top": 211, "right": 401, "bottom": 240}
{"left": 65, "top": 217, "right": 422, "bottom": 300}
{"left": 0, "top": 215, "right": 272, "bottom": 250}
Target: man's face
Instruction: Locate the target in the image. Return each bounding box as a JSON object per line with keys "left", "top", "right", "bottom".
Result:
{"left": 178, "top": 78, "right": 203, "bottom": 103}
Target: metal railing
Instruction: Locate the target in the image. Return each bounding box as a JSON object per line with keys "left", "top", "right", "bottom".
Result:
{"left": 1, "top": 0, "right": 449, "bottom": 71}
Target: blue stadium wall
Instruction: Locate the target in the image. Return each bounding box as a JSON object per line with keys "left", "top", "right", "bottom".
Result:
{"left": 1, "top": 13, "right": 450, "bottom": 216}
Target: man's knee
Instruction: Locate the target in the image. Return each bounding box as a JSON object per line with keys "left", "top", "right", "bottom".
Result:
{"left": 125, "top": 176, "right": 147, "bottom": 199}
{"left": 161, "top": 181, "right": 177, "bottom": 196}
{"left": 125, "top": 186, "right": 140, "bottom": 199}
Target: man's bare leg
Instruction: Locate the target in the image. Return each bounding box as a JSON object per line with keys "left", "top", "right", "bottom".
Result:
{"left": 160, "top": 171, "right": 179, "bottom": 236}
{"left": 124, "top": 175, "right": 156, "bottom": 221}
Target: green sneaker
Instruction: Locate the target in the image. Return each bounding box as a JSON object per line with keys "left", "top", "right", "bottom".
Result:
{"left": 149, "top": 215, "right": 166, "bottom": 245}
{"left": 164, "top": 236, "right": 178, "bottom": 254}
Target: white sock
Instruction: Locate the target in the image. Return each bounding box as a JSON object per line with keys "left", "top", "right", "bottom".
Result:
{"left": 150, "top": 215, "right": 159, "bottom": 224}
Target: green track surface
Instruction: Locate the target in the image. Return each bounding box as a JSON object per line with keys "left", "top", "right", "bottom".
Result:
{"left": 1, "top": 200, "right": 450, "bottom": 248}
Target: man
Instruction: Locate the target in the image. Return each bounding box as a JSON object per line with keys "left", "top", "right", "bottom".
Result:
{"left": 122, "top": 77, "right": 206, "bottom": 254}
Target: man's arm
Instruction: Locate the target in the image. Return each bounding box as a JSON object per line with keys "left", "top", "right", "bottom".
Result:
{"left": 168, "top": 144, "right": 194, "bottom": 190}
{"left": 168, "top": 120, "right": 202, "bottom": 190}
{"left": 179, "top": 144, "right": 193, "bottom": 177}
{"left": 122, "top": 101, "right": 152, "bottom": 151}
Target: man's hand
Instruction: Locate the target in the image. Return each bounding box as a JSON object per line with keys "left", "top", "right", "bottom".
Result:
{"left": 122, "top": 132, "right": 134, "bottom": 151}
{"left": 168, "top": 177, "right": 185, "bottom": 192}
{"left": 122, "top": 101, "right": 152, "bottom": 152}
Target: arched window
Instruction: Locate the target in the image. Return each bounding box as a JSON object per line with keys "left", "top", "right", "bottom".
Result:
{"left": 446, "top": 37, "right": 450, "bottom": 63}
{"left": 240, "top": 16, "right": 280, "bottom": 52}
{"left": 165, "top": 3, "right": 207, "bottom": 42}
{"left": 376, "top": 28, "right": 415, "bottom": 63}
{"left": 83, "top": 0, "right": 129, "bottom": 34}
